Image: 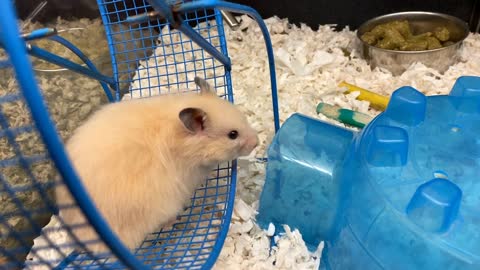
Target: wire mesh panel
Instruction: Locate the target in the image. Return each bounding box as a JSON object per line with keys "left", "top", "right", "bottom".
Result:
{"left": 0, "top": 28, "right": 105, "bottom": 270}
{"left": 0, "top": 85, "right": 58, "bottom": 269}
{"left": 79, "top": 0, "right": 234, "bottom": 269}
{"left": 97, "top": 0, "right": 232, "bottom": 100}
{"left": 0, "top": 6, "right": 134, "bottom": 270}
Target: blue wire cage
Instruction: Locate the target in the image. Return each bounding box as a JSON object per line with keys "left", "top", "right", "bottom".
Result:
{"left": 0, "top": 0, "right": 279, "bottom": 269}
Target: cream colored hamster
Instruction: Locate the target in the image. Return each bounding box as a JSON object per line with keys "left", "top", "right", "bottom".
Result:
{"left": 55, "top": 77, "right": 259, "bottom": 254}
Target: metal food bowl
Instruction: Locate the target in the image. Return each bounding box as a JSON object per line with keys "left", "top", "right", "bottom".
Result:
{"left": 357, "top": 11, "right": 469, "bottom": 75}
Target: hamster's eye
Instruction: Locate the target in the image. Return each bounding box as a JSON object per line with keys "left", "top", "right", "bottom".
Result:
{"left": 228, "top": 130, "right": 239, "bottom": 140}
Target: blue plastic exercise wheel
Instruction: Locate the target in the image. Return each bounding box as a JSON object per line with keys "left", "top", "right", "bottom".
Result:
{"left": 0, "top": 0, "right": 282, "bottom": 269}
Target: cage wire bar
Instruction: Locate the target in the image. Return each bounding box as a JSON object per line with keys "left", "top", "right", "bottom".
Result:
{"left": 0, "top": 0, "right": 279, "bottom": 269}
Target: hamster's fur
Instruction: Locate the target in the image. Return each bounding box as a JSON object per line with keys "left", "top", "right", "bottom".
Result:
{"left": 55, "top": 77, "right": 258, "bottom": 254}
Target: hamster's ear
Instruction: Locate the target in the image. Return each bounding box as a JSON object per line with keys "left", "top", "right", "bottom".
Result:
{"left": 179, "top": 107, "right": 207, "bottom": 134}
{"left": 194, "top": 77, "right": 216, "bottom": 97}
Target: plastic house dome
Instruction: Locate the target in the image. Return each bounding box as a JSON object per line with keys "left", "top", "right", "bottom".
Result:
{"left": 257, "top": 76, "right": 480, "bottom": 270}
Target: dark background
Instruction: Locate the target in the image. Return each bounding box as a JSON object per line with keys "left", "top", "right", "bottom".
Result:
{"left": 13, "top": 0, "right": 480, "bottom": 32}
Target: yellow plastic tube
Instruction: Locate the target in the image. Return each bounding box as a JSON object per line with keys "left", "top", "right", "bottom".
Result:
{"left": 339, "top": 81, "right": 390, "bottom": 111}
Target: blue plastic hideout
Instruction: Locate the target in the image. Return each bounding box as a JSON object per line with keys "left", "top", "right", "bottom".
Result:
{"left": 257, "top": 76, "right": 480, "bottom": 270}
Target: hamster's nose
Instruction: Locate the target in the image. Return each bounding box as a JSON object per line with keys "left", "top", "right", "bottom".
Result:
{"left": 245, "top": 135, "right": 258, "bottom": 151}
{"left": 240, "top": 134, "right": 259, "bottom": 156}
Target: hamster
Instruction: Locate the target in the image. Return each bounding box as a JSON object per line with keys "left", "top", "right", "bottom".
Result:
{"left": 55, "top": 77, "right": 259, "bottom": 254}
